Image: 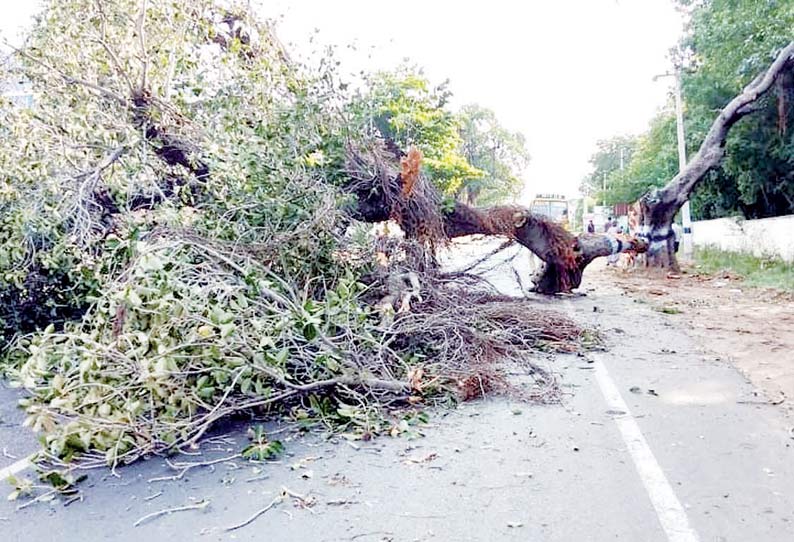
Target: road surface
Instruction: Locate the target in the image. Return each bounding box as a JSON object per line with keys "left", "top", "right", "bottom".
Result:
{"left": 0, "top": 246, "right": 792, "bottom": 541}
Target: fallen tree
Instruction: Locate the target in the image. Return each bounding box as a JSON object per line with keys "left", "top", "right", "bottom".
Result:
{"left": 346, "top": 144, "right": 648, "bottom": 294}
{"left": 0, "top": 0, "right": 613, "bottom": 478}
{"left": 635, "top": 41, "right": 794, "bottom": 269}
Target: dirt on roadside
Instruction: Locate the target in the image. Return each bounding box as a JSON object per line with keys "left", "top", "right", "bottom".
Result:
{"left": 592, "top": 261, "right": 794, "bottom": 416}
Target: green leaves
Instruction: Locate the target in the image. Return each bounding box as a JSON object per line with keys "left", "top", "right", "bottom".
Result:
{"left": 594, "top": 1, "right": 794, "bottom": 218}
{"left": 242, "top": 425, "right": 284, "bottom": 461}
{"left": 457, "top": 104, "right": 529, "bottom": 205}
{"left": 601, "top": 115, "right": 678, "bottom": 206}
{"left": 350, "top": 67, "right": 528, "bottom": 204}
{"left": 0, "top": 0, "right": 537, "bottom": 477}
{"left": 676, "top": 0, "right": 794, "bottom": 219}
{"left": 587, "top": 1, "right": 794, "bottom": 218}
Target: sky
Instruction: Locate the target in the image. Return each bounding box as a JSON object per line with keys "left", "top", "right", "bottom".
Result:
{"left": 0, "top": 0, "right": 685, "bottom": 204}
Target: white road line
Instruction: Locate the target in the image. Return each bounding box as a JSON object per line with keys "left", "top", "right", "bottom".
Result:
{"left": 591, "top": 352, "right": 701, "bottom": 542}
{"left": 0, "top": 455, "right": 33, "bottom": 481}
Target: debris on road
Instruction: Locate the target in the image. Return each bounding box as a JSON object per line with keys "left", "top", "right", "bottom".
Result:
{"left": 133, "top": 499, "right": 210, "bottom": 528}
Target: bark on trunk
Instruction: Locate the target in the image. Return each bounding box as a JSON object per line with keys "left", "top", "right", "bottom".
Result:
{"left": 637, "top": 41, "right": 794, "bottom": 267}
{"left": 445, "top": 203, "right": 647, "bottom": 293}
{"left": 430, "top": 202, "right": 645, "bottom": 294}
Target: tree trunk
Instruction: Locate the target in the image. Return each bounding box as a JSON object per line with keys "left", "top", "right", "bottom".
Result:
{"left": 442, "top": 203, "right": 646, "bottom": 293}
{"left": 637, "top": 41, "right": 794, "bottom": 267}
{"left": 345, "top": 146, "right": 647, "bottom": 294}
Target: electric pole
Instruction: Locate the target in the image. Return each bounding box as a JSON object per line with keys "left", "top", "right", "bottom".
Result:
{"left": 654, "top": 68, "right": 693, "bottom": 260}
{"left": 673, "top": 71, "right": 693, "bottom": 260}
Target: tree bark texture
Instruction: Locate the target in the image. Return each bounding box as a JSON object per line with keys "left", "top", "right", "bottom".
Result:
{"left": 442, "top": 203, "right": 646, "bottom": 293}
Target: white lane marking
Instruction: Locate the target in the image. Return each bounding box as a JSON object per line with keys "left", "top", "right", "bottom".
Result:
{"left": 591, "top": 352, "right": 701, "bottom": 542}
{"left": 0, "top": 455, "right": 33, "bottom": 481}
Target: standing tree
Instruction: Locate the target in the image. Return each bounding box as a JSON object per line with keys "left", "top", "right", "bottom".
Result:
{"left": 636, "top": 40, "right": 794, "bottom": 268}
{"left": 681, "top": 0, "right": 794, "bottom": 220}
{"left": 587, "top": 1, "right": 794, "bottom": 268}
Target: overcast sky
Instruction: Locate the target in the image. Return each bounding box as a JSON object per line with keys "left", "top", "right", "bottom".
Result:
{"left": 1, "top": 0, "right": 685, "bottom": 204}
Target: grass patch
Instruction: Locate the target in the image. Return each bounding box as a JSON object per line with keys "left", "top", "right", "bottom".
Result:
{"left": 693, "top": 246, "right": 794, "bottom": 291}
{"left": 654, "top": 306, "right": 682, "bottom": 315}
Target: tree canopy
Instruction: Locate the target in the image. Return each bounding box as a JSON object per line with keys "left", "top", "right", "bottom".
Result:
{"left": 355, "top": 66, "right": 529, "bottom": 205}
{"left": 579, "top": 134, "right": 638, "bottom": 204}
{"left": 457, "top": 104, "right": 529, "bottom": 206}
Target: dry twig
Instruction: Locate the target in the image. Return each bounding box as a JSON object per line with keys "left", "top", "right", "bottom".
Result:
{"left": 133, "top": 499, "right": 210, "bottom": 527}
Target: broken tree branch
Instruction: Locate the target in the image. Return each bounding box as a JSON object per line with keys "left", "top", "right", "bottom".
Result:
{"left": 223, "top": 494, "right": 284, "bottom": 532}
{"left": 133, "top": 499, "right": 210, "bottom": 527}
{"left": 345, "top": 141, "right": 646, "bottom": 294}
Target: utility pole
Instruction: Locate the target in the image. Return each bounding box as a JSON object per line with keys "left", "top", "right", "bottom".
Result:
{"left": 673, "top": 71, "right": 693, "bottom": 260}
{"left": 654, "top": 68, "right": 693, "bottom": 260}
{"left": 602, "top": 171, "right": 607, "bottom": 206}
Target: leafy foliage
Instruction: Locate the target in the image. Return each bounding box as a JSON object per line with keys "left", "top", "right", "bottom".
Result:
{"left": 458, "top": 104, "right": 530, "bottom": 205}
{"left": 0, "top": 0, "right": 393, "bottom": 467}
{"left": 681, "top": 0, "right": 794, "bottom": 219}
{"left": 0, "top": 0, "right": 566, "bottom": 475}
{"left": 580, "top": 134, "right": 638, "bottom": 204}
{"left": 355, "top": 66, "right": 481, "bottom": 197}
{"left": 604, "top": 113, "right": 679, "bottom": 205}
{"left": 242, "top": 425, "right": 285, "bottom": 460}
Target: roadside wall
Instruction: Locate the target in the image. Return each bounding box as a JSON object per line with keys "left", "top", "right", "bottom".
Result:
{"left": 691, "top": 214, "right": 794, "bottom": 262}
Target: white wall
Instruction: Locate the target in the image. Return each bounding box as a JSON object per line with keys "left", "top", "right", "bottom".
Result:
{"left": 691, "top": 214, "right": 794, "bottom": 262}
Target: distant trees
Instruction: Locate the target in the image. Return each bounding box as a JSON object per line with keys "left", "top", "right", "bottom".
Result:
{"left": 635, "top": 40, "right": 794, "bottom": 268}
{"left": 357, "top": 67, "right": 529, "bottom": 206}
{"left": 457, "top": 104, "right": 529, "bottom": 206}
{"left": 579, "top": 134, "right": 638, "bottom": 204}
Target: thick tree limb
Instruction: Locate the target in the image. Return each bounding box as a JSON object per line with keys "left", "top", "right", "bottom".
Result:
{"left": 346, "top": 141, "right": 646, "bottom": 294}
{"left": 661, "top": 41, "right": 794, "bottom": 212}
{"left": 443, "top": 202, "right": 646, "bottom": 293}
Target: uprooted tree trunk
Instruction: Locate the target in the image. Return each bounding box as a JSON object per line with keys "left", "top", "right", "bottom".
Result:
{"left": 441, "top": 203, "right": 646, "bottom": 293}
{"left": 346, "top": 145, "right": 647, "bottom": 294}
{"left": 636, "top": 40, "right": 794, "bottom": 269}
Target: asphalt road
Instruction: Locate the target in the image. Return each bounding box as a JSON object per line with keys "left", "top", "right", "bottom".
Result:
{"left": 0, "top": 380, "right": 38, "bottom": 471}
{"left": 1, "top": 248, "right": 792, "bottom": 541}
